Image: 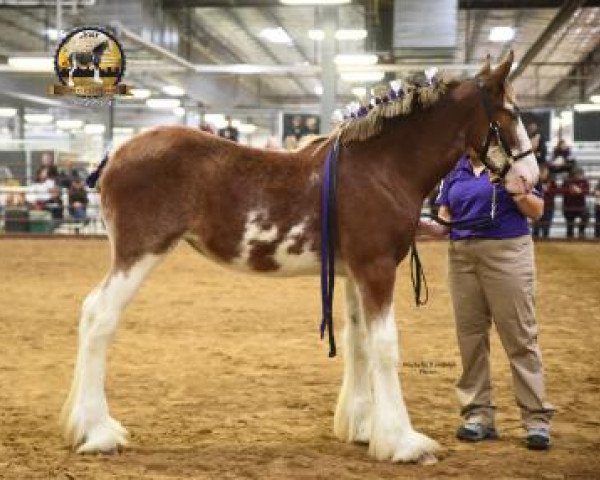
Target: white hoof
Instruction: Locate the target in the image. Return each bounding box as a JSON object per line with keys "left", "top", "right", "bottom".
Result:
{"left": 76, "top": 421, "right": 128, "bottom": 454}
{"left": 391, "top": 430, "right": 440, "bottom": 464}
{"left": 370, "top": 428, "right": 440, "bottom": 463}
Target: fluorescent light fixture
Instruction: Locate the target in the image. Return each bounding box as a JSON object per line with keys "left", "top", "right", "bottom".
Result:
{"left": 0, "top": 108, "right": 17, "bottom": 118}
{"left": 308, "top": 29, "right": 324, "bottom": 41}
{"left": 259, "top": 27, "right": 293, "bottom": 45}
{"left": 146, "top": 98, "right": 181, "bottom": 109}
{"left": 489, "top": 26, "right": 515, "bottom": 43}
{"left": 238, "top": 123, "right": 257, "bottom": 134}
{"left": 130, "top": 88, "right": 152, "bottom": 99}
{"left": 280, "top": 0, "right": 350, "bottom": 4}
{"left": 8, "top": 56, "right": 54, "bottom": 72}
{"left": 24, "top": 113, "right": 53, "bottom": 124}
{"left": 590, "top": 95, "right": 600, "bottom": 104}
{"left": 341, "top": 71, "right": 385, "bottom": 83}
{"left": 574, "top": 103, "right": 600, "bottom": 112}
{"left": 162, "top": 85, "right": 185, "bottom": 96}
{"left": 314, "top": 84, "right": 324, "bottom": 96}
{"left": 173, "top": 106, "right": 186, "bottom": 117}
{"left": 351, "top": 87, "right": 367, "bottom": 97}
{"left": 335, "top": 29, "right": 367, "bottom": 41}
{"left": 56, "top": 119, "right": 83, "bottom": 129}
{"left": 113, "top": 127, "right": 135, "bottom": 134}
{"left": 84, "top": 123, "right": 106, "bottom": 134}
{"left": 334, "top": 54, "right": 378, "bottom": 66}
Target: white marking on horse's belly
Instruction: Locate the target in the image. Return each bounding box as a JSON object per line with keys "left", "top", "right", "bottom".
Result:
{"left": 233, "top": 209, "right": 279, "bottom": 268}
{"left": 273, "top": 217, "right": 319, "bottom": 275}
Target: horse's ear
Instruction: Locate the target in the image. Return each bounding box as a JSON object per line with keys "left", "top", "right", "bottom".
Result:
{"left": 479, "top": 54, "right": 491, "bottom": 76}
{"left": 490, "top": 50, "right": 514, "bottom": 85}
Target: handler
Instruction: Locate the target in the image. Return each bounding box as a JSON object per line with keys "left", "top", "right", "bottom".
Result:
{"left": 420, "top": 152, "right": 554, "bottom": 450}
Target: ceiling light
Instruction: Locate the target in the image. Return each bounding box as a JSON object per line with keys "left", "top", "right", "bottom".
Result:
{"left": 24, "top": 113, "right": 53, "bottom": 124}
{"left": 259, "top": 27, "right": 293, "bottom": 45}
{"left": 489, "top": 26, "right": 515, "bottom": 43}
{"left": 146, "top": 98, "right": 181, "bottom": 109}
{"left": 8, "top": 56, "right": 54, "bottom": 72}
{"left": 574, "top": 103, "right": 600, "bottom": 112}
{"left": 162, "top": 85, "right": 185, "bottom": 96}
{"left": 334, "top": 54, "right": 378, "bottom": 66}
{"left": 130, "top": 88, "right": 152, "bottom": 99}
{"left": 340, "top": 71, "right": 385, "bottom": 83}
{"left": 173, "top": 106, "right": 186, "bottom": 117}
{"left": 314, "top": 84, "right": 323, "bottom": 95}
{"left": 335, "top": 29, "right": 367, "bottom": 41}
{"left": 0, "top": 108, "right": 17, "bottom": 118}
{"left": 45, "top": 28, "right": 59, "bottom": 41}
{"left": 351, "top": 87, "right": 367, "bottom": 97}
{"left": 590, "top": 95, "right": 600, "bottom": 104}
{"left": 84, "top": 123, "right": 106, "bottom": 134}
{"left": 56, "top": 119, "right": 83, "bottom": 129}
{"left": 238, "top": 123, "right": 257, "bottom": 134}
{"left": 308, "top": 29, "right": 325, "bottom": 41}
{"left": 280, "top": 0, "right": 350, "bottom": 4}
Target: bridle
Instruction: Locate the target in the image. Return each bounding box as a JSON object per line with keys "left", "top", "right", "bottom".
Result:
{"left": 476, "top": 79, "right": 533, "bottom": 182}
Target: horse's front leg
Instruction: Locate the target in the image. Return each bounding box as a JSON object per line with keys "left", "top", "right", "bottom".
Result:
{"left": 68, "top": 60, "right": 76, "bottom": 87}
{"left": 334, "top": 277, "right": 372, "bottom": 444}
{"left": 93, "top": 62, "right": 102, "bottom": 84}
{"left": 353, "top": 257, "right": 440, "bottom": 464}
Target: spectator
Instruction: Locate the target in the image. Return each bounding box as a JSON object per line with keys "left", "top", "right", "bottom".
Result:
{"left": 57, "top": 159, "right": 83, "bottom": 189}
{"left": 548, "top": 139, "right": 575, "bottom": 174}
{"left": 69, "top": 177, "right": 89, "bottom": 221}
{"left": 283, "top": 135, "right": 298, "bottom": 151}
{"left": 43, "top": 186, "right": 64, "bottom": 231}
{"left": 4, "top": 191, "right": 29, "bottom": 233}
{"left": 218, "top": 116, "right": 239, "bottom": 142}
{"left": 532, "top": 164, "right": 559, "bottom": 239}
{"left": 594, "top": 180, "right": 600, "bottom": 239}
{"left": 27, "top": 167, "right": 55, "bottom": 204}
{"left": 40, "top": 152, "right": 59, "bottom": 179}
{"left": 526, "top": 122, "right": 547, "bottom": 166}
{"left": 288, "top": 115, "right": 306, "bottom": 141}
{"left": 562, "top": 167, "right": 590, "bottom": 239}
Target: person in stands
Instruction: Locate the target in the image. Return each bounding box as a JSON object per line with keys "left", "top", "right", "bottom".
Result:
{"left": 68, "top": 177, "right": 89, "bottom": 222}
{"left": 526, "top": 122, "right": 547, "bottom": 166}
{"left": 532, "top": 163, "right": 559, "bottom": 239}
{"left": 218, "top": 116, "right": 239, "bottom": 142}
{"left": 562, "top": 167, "right": 590, "bottom": 239}
{"left": 594, "top": 180, "right": 600, "bottom": 239}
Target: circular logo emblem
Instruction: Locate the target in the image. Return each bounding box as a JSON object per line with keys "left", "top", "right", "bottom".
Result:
{"left": 50, "top": 26, "right": 129, "bottom": 100}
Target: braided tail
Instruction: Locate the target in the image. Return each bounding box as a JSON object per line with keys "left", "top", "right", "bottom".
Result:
{"left": 86, "top": 151, "right": 110, "bottom": 189}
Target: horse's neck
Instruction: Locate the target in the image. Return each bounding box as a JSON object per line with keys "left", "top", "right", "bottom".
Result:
{"left": 379, "top": 87, "right": 477, "bottom": 197}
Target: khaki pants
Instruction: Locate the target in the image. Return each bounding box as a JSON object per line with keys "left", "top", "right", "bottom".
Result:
{"left": 448, "top": 235, "right": 554, "bottom": 430}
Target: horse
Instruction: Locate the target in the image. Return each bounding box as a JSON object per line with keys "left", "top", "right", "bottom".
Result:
{"left": 61, "top": 51, "right": 539, "bottom": 464}
{"left": 67, "top": 40, "right": 109, "bottom": 87}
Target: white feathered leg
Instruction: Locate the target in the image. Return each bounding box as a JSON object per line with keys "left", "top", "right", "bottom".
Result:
{"left": 367, "top": 304, "right": 440, "bottom": 463}
{"left": 61, "top": 254, "right": 162, "bottom": 453}
{"left": 334, "top": 278, "right": 372, "bottom": 444}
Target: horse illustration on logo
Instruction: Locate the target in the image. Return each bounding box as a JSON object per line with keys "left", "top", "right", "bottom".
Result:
{"left": 67, "top": 38, "right": 110, "bottom": 87}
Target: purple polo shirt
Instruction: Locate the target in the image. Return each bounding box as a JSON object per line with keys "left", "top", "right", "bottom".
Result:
{"left": 436, "top": 156, "right": 538, "bottom": 240}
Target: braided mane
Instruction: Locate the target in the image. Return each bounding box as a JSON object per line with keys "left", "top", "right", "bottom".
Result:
{"left": 339, "top": 78, "right": 457, "bottom": 145}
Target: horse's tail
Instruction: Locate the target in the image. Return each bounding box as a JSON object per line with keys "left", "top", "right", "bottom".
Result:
{"left": 86, "top": 149, "right": 110, "bottom": 189}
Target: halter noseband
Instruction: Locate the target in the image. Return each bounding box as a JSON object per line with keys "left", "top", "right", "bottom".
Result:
{"left": 477, "top": 79, "right": 533, "bottom": 182}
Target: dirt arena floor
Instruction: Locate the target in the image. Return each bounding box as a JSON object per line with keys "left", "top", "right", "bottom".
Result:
{"left": 1, "top": 238, "right": 599, "bottom": 479}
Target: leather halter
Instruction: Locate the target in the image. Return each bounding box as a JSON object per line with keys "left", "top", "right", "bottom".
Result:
{"left": 477, "top": 79, "right": 533, "bottom": 181}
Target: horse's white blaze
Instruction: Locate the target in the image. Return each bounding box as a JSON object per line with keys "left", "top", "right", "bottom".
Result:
{"left": 505, "top": 117, "right": 539, "bottom": 193}
{"left": 334, "top": 279, "right": 372, "bottom": 444}
{"left": 273, "top": 217, "right": 319, "bottom": 274}
{"left": 63, "top": 254, "right": 162, "bottom": 453}
{"left": 368, "top": 304, "right": 440, "bottom": 463}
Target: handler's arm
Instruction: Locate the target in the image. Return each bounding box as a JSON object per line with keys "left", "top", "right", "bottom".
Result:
{"left": 513, "top": 193, "right": 544, "bottom": 221}
{"left": 416, "top": 206, "right": 451, "bottom": 239}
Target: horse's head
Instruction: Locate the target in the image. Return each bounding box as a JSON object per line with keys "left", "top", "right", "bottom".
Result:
{"left": 93, "top": 40, "right": 109, "bottom": 54}
{"left": 466, "top": 51, "right": 539, "bottom": 195}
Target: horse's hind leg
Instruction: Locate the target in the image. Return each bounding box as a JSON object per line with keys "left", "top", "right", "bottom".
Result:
{"left": 61, "top": 246, "right": 164, "bottom": 453}
{"left": 334, "top": 277, "right": 372, "bottom": 444}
